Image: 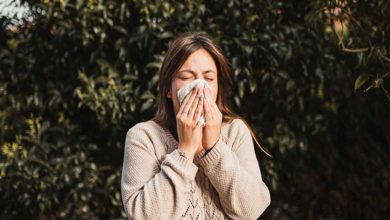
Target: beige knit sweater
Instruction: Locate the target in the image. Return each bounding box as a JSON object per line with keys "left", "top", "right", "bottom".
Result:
{"left": 121, "top": 119, "right": 271, "bottom": 220}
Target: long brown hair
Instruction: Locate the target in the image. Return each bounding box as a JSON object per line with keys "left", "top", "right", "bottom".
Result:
{"left": 152, "top": 32, "right": 270, "bottom": 156}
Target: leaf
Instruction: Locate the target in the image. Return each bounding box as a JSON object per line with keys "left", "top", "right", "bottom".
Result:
{"left": 112, "top": 25, "right": 128, "bottom": 36}
{"left": 140, "top": 99, "right": 153, "bottom": 112}
{"left": 96, "top": 59, "right": 119, "bottom": 75}
{"left": 146, "top": 62, "right": 162, "bottom": 69}
{"left": 159, "top": 31, "right": 173, "bottom": 39}
{"left": 354, "top": 74, "right": 371, "bottom": 91}
{"left": 249, "top": 77, "right": 257, "bottom": 93}
{"left": 238, "top": 81, "right": 244, "bottom": 98}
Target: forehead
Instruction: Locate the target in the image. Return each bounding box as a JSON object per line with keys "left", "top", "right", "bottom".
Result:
{"left": 179, "top": 49, "right": 217, "bottom": 70}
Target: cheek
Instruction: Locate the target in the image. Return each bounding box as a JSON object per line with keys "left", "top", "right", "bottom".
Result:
{"left": 170, "top": 84, "right": 181, "bottom": 112}
{"left": 213, "top": 91, "right": 218, "bottom": 103}
{"left": 173, "top": 88, "right": 181, "bottom": 103}
{"left": 211, "top": 84, "right": 218, "bottom": 102}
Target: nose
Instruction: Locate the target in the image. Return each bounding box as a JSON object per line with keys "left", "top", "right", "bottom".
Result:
{"left": 194, "top": 73, "right": 204, "bottom": 80}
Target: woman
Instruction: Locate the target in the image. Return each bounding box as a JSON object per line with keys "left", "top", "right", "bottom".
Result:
{"left": 121, "top": 32, "right": 270, "bottom": 220}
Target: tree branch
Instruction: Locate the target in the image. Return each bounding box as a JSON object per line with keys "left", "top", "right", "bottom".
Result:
{"left": 379, "top": 51, "right": 390, "bottom": 63}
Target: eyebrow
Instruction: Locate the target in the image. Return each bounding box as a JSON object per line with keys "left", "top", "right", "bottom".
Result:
{"left": 178, "top": 69, "right": 216, "bottom": 75}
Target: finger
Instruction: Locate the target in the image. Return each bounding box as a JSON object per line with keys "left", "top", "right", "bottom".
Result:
{"left": 204, "top": 87, "right": 215, "bottom": 116}
{"left": 203, "top": 90, "right": 212, "bottom": 120}
{"left": 207, "top": 87, "right": 217, "bottom": 118}
{"left": 177, "top": 87, "right": 197, "bottom": 116}
{"left": 193, "top": 90, "right": 204, "bottom": 122}
{"left": 188, "top": 86, "right": 202, "bottom": 118}
{"left": 205, "top": 89, "right": 216, "bottom": 113}
{"left": 182, "top": 86, "right": 199, "bottom": 115}
{"left": 207, "top": 87, "right": 219, "bottom": 117}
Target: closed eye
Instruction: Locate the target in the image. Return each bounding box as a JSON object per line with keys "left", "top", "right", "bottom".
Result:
{"left": 179, "top": 77, "right": 193, "bottom": 80}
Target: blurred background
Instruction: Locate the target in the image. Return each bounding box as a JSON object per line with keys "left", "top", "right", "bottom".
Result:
{"left": 0, "top": 0, "right": 389, "bottom": 219}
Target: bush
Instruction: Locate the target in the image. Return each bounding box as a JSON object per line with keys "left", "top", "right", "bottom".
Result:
{"left": 1, "top": 0, "right": 389, "bottom": 219}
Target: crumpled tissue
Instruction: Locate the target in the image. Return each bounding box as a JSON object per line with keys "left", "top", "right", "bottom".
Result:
{"left": 177, "top": 79, "right": 211, "bottom": 127}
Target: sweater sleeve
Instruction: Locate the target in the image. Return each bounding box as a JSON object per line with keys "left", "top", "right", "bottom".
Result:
{"left": 121, "top": 125, "right": 198, "bottom": 219}
{"left": 196, "top": 119, "right": 271, "bottom": 219}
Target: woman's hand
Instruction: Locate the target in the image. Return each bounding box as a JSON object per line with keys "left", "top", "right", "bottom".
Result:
{"left": 202, "top": 86, "right": 222, "bottom": 150}
{"left": 176, "top": 85, "right": 204, "bottom": 161}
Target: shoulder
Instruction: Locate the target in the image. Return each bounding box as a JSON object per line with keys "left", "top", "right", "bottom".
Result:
{"left": 124, "top": 120, "right": 169, "bottom": 158}
{"left": 125, "top": 120, "right": 164, "bottom": 145}
{"left": 127, "top": 120, "right": 162, "bottom": 134}
{"left": 221, "top": 118, "right": 253, "bottom": 149}
{"left": 230, "top": 118, "right": 249, "bottom": 129}
{"left": 223, "top": 118, "right": 251, "bottom": 137}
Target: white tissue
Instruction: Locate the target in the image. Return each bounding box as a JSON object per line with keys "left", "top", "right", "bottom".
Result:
{"left": 177, "top": 79, "right": 211, "bottom": 127}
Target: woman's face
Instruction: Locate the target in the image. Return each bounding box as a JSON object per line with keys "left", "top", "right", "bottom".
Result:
{"left": 167, "top": 48, "right": 218, "bottom": 116}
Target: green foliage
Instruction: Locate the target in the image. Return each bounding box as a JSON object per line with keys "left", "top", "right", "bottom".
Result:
{"left": 1, "top": 0, "right": 389, "bottom": 219}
